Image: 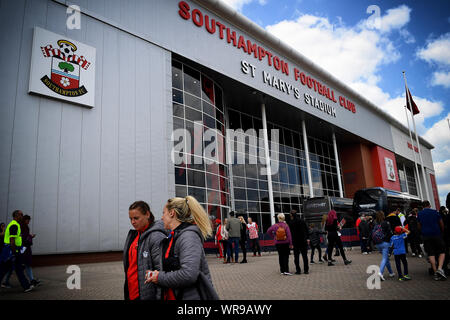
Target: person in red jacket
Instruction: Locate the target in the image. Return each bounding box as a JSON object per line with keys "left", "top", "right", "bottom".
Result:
{"left": 215, "top": 219, "right": 224, "bottom": 259}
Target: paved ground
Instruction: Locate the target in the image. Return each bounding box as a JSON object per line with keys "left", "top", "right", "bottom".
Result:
{"left": 1, "top": 248, "right": 449, "bottom": 300}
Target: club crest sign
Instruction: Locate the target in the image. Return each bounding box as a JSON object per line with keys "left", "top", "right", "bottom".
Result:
{"left": 29, "top": 27, "right": 96, "bottom": 108}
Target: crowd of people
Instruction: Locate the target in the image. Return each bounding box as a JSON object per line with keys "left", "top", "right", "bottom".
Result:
{"left": 1, "top": 195, "right": 448, "bottom": 299}
{"left": 356, "top": 200, "right": 449, "bottom": 281}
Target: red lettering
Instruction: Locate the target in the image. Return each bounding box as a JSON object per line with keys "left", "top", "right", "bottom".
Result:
{"left": 178, "top": 1, "right": 190, "bottom": 20}
{"left": 281, "top": 61, "right": 289, "bottom": 76}
{"left": 307, "top": 77, "right": 313, "bottom": 89}
{"left": 331, "top": 90, "right": 337, "bottom": 103}
{"left": 226, "top": 28, "right": 237, "bottom": 46}
{"left": 318, "top": 83, "right": 323, "bottom": 95}
{"left": 266, "top": 51, "right": 273, "bottom": 66}
{"left": 294, "top": 68, "right": 301, "bottom": 81}
{"left": 339, "top": 96, "right": 345, "bottom": 107}
{"left": 300, "top": 72, "right": 307, "bottom": 85}
{"left": 192, "top": 9, "right": 203, "bottom": 27}
{"left": 312, "top": 78, "right": 318, "bottom": 92}
{"left": 258, "top": 47, "right": 266, "bottom": 61}
{"left": 205, "top": 15, "right": 216, "bottom": 34}
{"left": 216, "top": 21, "right": 226, "bottom": 39}
{"left": 273, "top": 56, "right": 281, "bottom": 70}
{"left": 237, "top": 35, "right": 247, "bottom": 53}
{"left": 247, "top": 40, "right": 258, "bottom": 58}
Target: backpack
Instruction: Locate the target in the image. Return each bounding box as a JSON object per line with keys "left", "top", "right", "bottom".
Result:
{"left": 371, "top": 223, "right": 385, "bottom": 244}
{"left": 275, "top": 224, "right": 287, "bottom": 241}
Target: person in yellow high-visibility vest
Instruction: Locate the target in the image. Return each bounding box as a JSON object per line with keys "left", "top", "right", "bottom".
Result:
{"left": 0, "top": 210, "right": 33, "bottom": 292}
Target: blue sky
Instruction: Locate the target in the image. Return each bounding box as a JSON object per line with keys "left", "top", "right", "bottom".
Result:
{"left": 221, "top": 0, "right": 450, "bottom": 206}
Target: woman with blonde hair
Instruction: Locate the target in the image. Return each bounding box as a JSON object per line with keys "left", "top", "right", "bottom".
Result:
{"left": 145, "top": 196, "right": 218, "bottom": 300}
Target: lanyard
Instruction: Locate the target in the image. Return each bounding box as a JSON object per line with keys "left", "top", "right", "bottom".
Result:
{"left": 165, "top": 231, "right": 175, "bottom": 259}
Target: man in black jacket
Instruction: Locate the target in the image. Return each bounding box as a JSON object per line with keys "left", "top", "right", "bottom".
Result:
{"left": 358, "top": 216, "right": 371, "bottom": 254}
{"left": 288, "top": 210, "right": 310, "bottom": 275}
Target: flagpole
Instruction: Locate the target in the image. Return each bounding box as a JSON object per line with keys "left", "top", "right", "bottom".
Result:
{"left": 403, "top": 71, "right": 430, "bottom": 202}
{"left": 404, "top": 104, "right": 423, "bottom": 200}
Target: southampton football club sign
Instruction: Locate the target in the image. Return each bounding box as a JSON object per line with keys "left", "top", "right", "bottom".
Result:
{"left": 29, "top": 27, "right": 96, "bottom": 108}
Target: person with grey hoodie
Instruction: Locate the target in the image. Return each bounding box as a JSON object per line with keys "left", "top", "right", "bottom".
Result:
{"left": 145, "top": 196, "right": 219, "bottom": 300}
{"left": 226, "top": 211, "right": 241, "bottom": 263}
{"left": 123, "top": 201, "right": 167, "bottom": 300}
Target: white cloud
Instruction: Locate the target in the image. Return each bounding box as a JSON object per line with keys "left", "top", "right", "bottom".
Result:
{"left": 417, "top": 32, "right": 450, "bottom": 66}
{"left": 264, "top": 4, "right": 449, "bottom": 206}
{"left": 423, "top": 114, "right": 450, "bottom": 207}
{"left": 373, "top": 5, "right": 411, "bottom": 33}
{"left": 219, "top": 0, "right": 267, "bottom": 11}
{"left": 431, "top": 71, "right": 450, "bottom": 88}
{"left": 424, "top": 112, "right": 450, "bottom": 162}
{"left": 219, "top": 0, "right": 253, "bottom": 11}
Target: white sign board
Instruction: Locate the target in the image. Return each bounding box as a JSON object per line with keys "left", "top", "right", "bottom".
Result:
{"left": 384, "top": 157, "right": 396, "bottom": 182}
{"left": 29, "top": 27, "right": 96, "bottom": 108}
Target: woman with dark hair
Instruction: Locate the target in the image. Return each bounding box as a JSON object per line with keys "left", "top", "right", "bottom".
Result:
{"left": 374, "top": 211, "right": 395, "bottom": 281}
{"left": 325, "top": 210, "right": 351, "bottom": 266}
{"left": 123, "top": 200, "right": 167, "bottom": 300}
{"left": 145, "top": 196, "right": 218, "bottom": 300}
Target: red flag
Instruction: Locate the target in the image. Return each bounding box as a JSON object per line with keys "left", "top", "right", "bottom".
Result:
{"left": 406, "top": 87, "right": 420, "bottom": 115}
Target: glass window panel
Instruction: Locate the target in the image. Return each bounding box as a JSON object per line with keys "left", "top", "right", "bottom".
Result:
{"left": 201, "top": 75, "right": 215, "bottom": 104}
{"left": 245, "top": 164, "right": 257, "bottom": 179}
{"left": 247, "top": 189, "right": 259, "bottom": 201}
{"left": 233, "top": 177, "right": 246, "bottom": 188}
{"left": 272, "top": 182, "right": 280, "bottom": 192}
{"left": 287, "top": 164, "right": 298, "bottom": 185}
{"left": 183, "top": 65, "right": 201, "bottom": 97}
{"left": 172, "top": 102, "right": 184, "bottom": 118}
{"left": 246, "top": 178, "right": 258, "bottom": 189}
{"left": 187, "top": 169, "right": 205, "bottom": 187}
{"left": 207, "top": 190, "right": 220, "bottom": 205}
{"left": 279, "top": 162, "right": 289, "bottom": 184}
{"left": 185, "top": 106, "right": 202, "bottom": 122}
{"left": 188, "top": 187, "right": 206, "bottom": 203}
{"left": 232, "top": 164, "right": 245, "bottom": 177}
{"left": 214, "top": 83, "right": 223, "bottom": 111}
{"left": 202, "top": 100, "right": 215, "bottom": 118}
{"left": 207, "top": 205, "right": 220, "bottom": 218}
{"left": 241, "top": 114, "right": 253, "bottom": 131}
{"left": 261, "top": 214, "right": 272, "bottom": 232}
{"left": 284, "top": 130, "right": 293, "bottom": 147}
{"left": 219, "top": 193, "right": 227, "bottom": 207}
{"left": 228, "top": 109, "right": 241, "bottom": 129}
{"left": 172, "top": 61, "right": 183, "bottom": 89}
{"left": 204, "top": 114, "right": 215, "bottom": 129}
{"left": 234, "top": 188, "right": 247, "bottom": 200}
{"left": 184, "top": 93, "right": 201, "bottom": 110}
{"left": 247, "top": 201, "right": 259, "bottom": 212}
{"left": 206, "top": 162, "right": 219, "bottom": 175}
{"left": 259, "top": 180, "right": 268, "bottom": 190}
{"left": 206, "top": 173, "right": 219, "bottom": 190}
{"left": 282, "top": 203, "right": 291, "bottom": 213}
{"left": 260, "top": 203, "right": 270, "bottom": 213}
{"left": 172, "top": 88, "right": 183, "bottom": 104}
{"left": 175, "top": 185, "right": 187, "bottom": 198}
{"left": 307, "top": 137, "right": 316, "bottom": 154}
{"left": 175, "top": 167, "right": 186, "bottom": 185}
{"left": 235, "top": 200, "right": 247, "bottom": 212}
{"left": 259, "top": 190, "right": 269, "bottom": 202}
